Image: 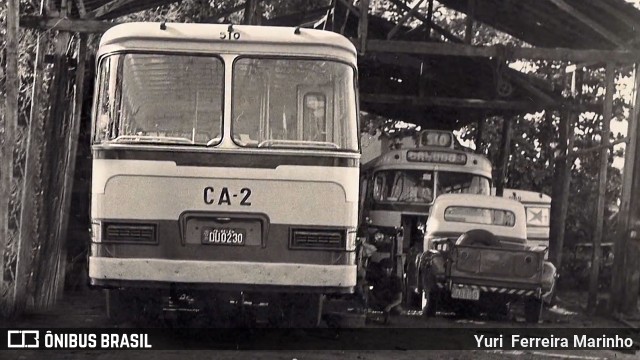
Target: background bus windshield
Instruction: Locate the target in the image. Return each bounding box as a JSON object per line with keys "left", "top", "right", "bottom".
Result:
{"left": 373, "top": 170, "right": 490, "bottom": 204}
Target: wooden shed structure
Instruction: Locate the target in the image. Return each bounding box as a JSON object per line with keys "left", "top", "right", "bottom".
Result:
{"left": 3, "top": 0, "right": 640, "bottom": 317}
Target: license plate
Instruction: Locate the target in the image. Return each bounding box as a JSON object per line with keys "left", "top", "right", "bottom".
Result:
{"left": 451, "top": 286, "right": 480, "bottom": 301}
{"left": 202, "top": 228, "right": 246, "bottom": 246}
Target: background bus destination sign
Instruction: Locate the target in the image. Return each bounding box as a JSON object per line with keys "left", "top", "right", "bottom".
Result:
{"left": 407, "top": 150, "right": 467, "bottom": 165}
{"left": 418, "top": 130, "right": 454, "bottom": 148}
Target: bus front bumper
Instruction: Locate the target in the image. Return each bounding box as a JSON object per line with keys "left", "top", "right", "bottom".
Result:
{"left": 89, "top": 256, "right": 357, "bottom": 291}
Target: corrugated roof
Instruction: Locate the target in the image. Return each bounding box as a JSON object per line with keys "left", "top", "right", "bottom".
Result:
{"left": 437, "top": 0, "right": 640, "bottom": 50}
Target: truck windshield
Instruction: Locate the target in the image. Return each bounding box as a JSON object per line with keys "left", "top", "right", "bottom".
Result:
{"left": 444, "top": 206, "right": 516, "bottom": 227}
{"left": 93, "top": 53, "right": 224, "bottom": 145}
{"left": 231, "top": 57, "right": 358, "bottom": 151}
{"left": 373, "top": 170, "right": 435, "bottom": 204}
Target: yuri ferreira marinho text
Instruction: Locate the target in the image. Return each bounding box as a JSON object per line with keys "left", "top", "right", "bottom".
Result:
{"left": 475, "top": 334, "right": 635, "bottom": 349}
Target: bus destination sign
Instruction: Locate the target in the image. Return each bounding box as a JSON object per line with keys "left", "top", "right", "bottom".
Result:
{"left": 418, "top": 130, "right": 454, "bottom": 148}
{"left": 406, "top": 150, "right": 467, "bottom": 165}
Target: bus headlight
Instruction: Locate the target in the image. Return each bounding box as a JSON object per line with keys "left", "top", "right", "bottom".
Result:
{"left": 91, "top": 221, "right": 102, "bottom": 243}
{"left": 346, "top": 230, "right": 356, "bottom": 251}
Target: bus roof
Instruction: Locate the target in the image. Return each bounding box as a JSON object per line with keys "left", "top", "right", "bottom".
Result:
{"left": 98, "top": 22, "right": 357, "bottom": 63}
{"left": 496, "top": 188, "right": 552, "bottom": 205}
{"left": 362, "top": 147, "right": 492, "bottom": 178}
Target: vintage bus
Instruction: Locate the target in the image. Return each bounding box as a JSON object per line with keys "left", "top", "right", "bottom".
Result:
{"left": 88, "top": 22, "right": 360, "bottom": 326}
{"left": 358, "top": 130, "right": 492, "bottom": 305}
{"left": 497, "top": 188, "right": 552, "bottom": 254}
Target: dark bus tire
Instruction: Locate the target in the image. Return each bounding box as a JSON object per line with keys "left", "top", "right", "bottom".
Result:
{"left": 524, "top": 297, "right": 543, "bottom": 323}
{"left": 421, "top": 288, "right": 438, "bottom": 318}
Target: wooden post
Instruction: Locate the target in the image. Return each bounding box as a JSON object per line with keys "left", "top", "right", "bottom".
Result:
{"left": 426, "top": 0, "right": 433, "bottom": 38}
{"left": 243, "top": 0, "right": 258, "bottom": 25}
{"left": 358, "top": 0, "right": 369, "bottom": 54}
{"left": 464, "top": 0, "right": 475, "bottom": 44}
{"left": 54, "top": 35, "right": 88, "bottom": 301}
{"left": 32, "top": 32, "right": 72, "bottom": 309}
{"left": 550, "top": 71, "right": 581, "bottom": 270}
{"left": 475, "top": 114, "right": 484, "bottom": 154}
{"left": 15, "top": 0, "right": 48, "bottom": 316}
{"left": 611, "top": 61, "right": 640, "bottom": 315}
{"left": 495, "top": 115, "right": 513, "bottom": 197}
{"left": 0, "top": 0, "right": 20, "bottom": 317}
{"left": 587, "top": 63, "right": 614, "bottom": 314}
{"left": 549, "top": 111, "right": 569, "bottom": 268}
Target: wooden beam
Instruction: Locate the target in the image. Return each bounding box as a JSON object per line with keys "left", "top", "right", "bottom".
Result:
{"left": 20, "top": 15, "right": 115, "bottom": 32}
{"left": 503, "top": 72, "right": 558, "bottom": 107}
{"left": 588, "top": 63, "right": 614, "bottom": 314}
{"left": 0, "top": 0, "right": 20, "bottom": 317}
{"left": 548, "top": 0, "right": 627, "bottom": 48}
{"left": 584, "top": 0, "right": 640, "bottom": 34}
{"left": 387, "top": 0, "right": 463, "bottom": 43}
{"left": 360, "top": 94, "right": 540, "bottom": 111}
{"left": 387, "top": 0, "right": 425, "bottom": 40}
{"left": 336, "top": 0, "right": 360, "bottom": 18}
{"left": 85, "top": 0, "right": 141, "bottom": 19}
{"left": 555, "top": 136, "right": 628, "bottom": 160}
{"left": 357, "top": 39, "right": 640, "bottom": 63}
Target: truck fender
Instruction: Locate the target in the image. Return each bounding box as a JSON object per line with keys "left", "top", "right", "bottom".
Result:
{"left": 541, "top": 261, "right": 557, "bottom": 296}
{"left": 416, "top": 251, "right": 445, "bottom": 291}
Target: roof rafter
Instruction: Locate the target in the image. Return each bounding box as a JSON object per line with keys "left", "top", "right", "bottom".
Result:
{"left": 358, "top": 38, "right": 640, "bottom": 63}
{"left": 548, "top": 0, "right": 627, "bottom": 48}
{"left": 387, "top": 0, "right": 425, "bottom": 40}
{"left": 387, "top": 0, "right": 463, "bottom": 43}
{"left": 85, "top": 0, "right": 141, "bottom": 19}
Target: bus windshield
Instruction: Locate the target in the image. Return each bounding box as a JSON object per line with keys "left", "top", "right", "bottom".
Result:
{"left": 373, "top": 170, "right": 435, "bottom": 204}
{"left": 93, "top": 53, "right": 224, "bottom": 145}
{"left": 437, "top": 171, "right": 491, "bottom": 196}
{"left": 232, "top": 58, "right": 358, "bottom": 151}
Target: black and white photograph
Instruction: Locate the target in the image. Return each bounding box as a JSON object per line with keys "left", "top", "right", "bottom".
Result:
{"left": 1, "top": 0, "right": 640, "bottom": 359}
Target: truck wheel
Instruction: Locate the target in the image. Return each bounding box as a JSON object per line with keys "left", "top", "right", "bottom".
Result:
{"left": 524, "top": 297, "right": 543, "bottom": 323}
{"left": 421, "top": 287, "right": 438, "bottom": 318}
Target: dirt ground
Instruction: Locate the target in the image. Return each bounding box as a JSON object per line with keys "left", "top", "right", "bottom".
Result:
{"left": 2, "top": 288, "right": 638, "bottom": 360}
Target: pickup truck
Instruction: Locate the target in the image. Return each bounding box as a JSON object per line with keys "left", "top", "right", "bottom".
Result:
{"left": 417, "top": 194, "right": 556, "bottom": 323}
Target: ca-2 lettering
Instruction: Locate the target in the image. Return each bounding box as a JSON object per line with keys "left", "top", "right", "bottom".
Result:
{"left": 203, "top": 187, "right": 252, "bottom": 206}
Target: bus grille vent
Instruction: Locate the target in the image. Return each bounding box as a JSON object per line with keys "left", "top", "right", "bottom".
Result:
{"left": 290, "top": 229, "right": 344, "bottom": 250}
{"left": 104, "top": 223, "right": 157, "bottom": 244}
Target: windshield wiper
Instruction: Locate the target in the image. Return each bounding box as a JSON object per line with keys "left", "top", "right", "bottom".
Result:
{"left": 111, "top": 135, "right": 195, "bottom": 145}
{"left": 257, "top": 139, "right": 339, "bottom": 149}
